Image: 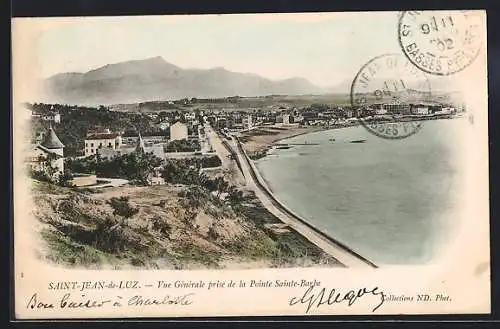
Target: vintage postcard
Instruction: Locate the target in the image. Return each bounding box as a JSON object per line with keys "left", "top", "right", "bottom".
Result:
{"left": 12, "top": 10, "right": 490, "bottom": 319}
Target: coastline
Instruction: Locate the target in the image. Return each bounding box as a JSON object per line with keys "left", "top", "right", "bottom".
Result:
{"left": 241, "top": 114, "right": 464, "bottom": 160}
{"left": 240, "top": 124, "right": 350, "bottom": 160}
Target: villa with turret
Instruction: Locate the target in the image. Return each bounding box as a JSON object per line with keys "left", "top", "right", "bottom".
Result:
{"left": 27, "top": 126, "right": 65, "bottom": 175}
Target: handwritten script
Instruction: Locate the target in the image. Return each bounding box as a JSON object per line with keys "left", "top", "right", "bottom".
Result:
{"left": 26, "top": 292, "right": 195, "bottom": 310}
{"left": 289, "top": 285, "right": 386, "bottom": 313}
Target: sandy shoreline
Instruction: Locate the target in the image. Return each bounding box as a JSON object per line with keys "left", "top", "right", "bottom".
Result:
{"left": 240, "top": 126, "right": 321, "bottom": 153}
{"left": 240, "top": 124, "right": 356, "bottom": 160}
{"left": 241, "top": 115, "right": 462, "bottom": 159}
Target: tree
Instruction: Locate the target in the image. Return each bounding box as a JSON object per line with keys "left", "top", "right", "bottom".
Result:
{"left": 227, "top": 186, "right": 244, "bottom": 205}
{"left": 65, "top": 151, "right": 163, "bottom": 185}
{"left": 165, "top": 139, "right": 200, "bottom": 152}
{"left": 133, "top": 152, "right": 163, "bottom": 185}
{"left": 58, "top": 169, "right": 74, "bottom": 187}
{"left": 214, "top": 177, "right": 229, "bottom": 197}
{"left": 201, "top": 155, "right": 222, "bottom": 168}
{"left": 107, "top": 196, "right": 139, "bottom": 218}
{"left": 29, "top": 153, "right": 60, "bottom": 183}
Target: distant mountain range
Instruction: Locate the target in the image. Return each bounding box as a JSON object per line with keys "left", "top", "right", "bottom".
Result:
{"left": 39, "top": 56, "right": 461, "bottom": 106}
{"left": 40, "top": 57, "right": 328, "bottom": 105}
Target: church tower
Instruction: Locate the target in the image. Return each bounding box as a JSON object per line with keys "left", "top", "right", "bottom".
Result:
{"left": 135, "top": 132, "right": 145, "bottom": 154}
{"left": 40, "top": 126, "right": 65, "bottom": 173}
{"left": 41, "top": 126, "right": 64, "bottom": 157}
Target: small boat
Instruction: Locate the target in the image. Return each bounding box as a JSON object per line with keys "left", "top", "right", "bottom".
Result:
{"left": 350, "top": 139, "right": 367, "bottom": 144}
{"left": 276, "top": 145, "right": 292, "bottom": 150}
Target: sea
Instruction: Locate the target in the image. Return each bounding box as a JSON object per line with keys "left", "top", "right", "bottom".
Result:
{"left": 255, "top": 119, "right": 468, "bottom": 265}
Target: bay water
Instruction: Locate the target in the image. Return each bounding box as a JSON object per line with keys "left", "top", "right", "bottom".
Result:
{"left": 256, "top": 119, "right": 466, "bottom": 265}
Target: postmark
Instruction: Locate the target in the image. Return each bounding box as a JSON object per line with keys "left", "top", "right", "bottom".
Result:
{"left": 398, "top": 10, "right": 483, "bottom": 76}
{"left": 350, "top": 53, "right": 431, "bottom": 140}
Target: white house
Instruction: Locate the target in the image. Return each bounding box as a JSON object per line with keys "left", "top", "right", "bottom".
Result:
{"left": 41, "top": 113, "right": 61, "bottom": 123}
{"left": 411, "top": 106, "right": 429, "bottom": 115}
{"left": 157, "top": 121, "right": 170, "bottom": 131}
{"left": 170, "top": 122, "right": 188, "bottom": 141}
{"left": 282, "top": 114, "right": 292, "bottom": 125}
{"left": 184, "top": 112, "right": 196, "bottom": 121}
{"left": 436, "top": 107, "right": 455, "bottom": 115}
{"left": 85, "top": 131, "right": 122, "bottom": 157}
{"left": 242, "top": 114, "right": 253, "bottom": 130}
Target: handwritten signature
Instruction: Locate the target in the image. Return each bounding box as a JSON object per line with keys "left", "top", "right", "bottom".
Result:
{"left": 289, "top": 285, "right": 386, "bottom": 313}
{"left": 26, "top": 292, "right": 195, "bottom": 310}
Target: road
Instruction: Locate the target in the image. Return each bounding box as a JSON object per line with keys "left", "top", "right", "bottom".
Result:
{"left": 204, "top": 123, "right": 232, "bottom": 170}
{"left": 227, "top": 136, "right": 377, "bottom": 268}
{"left": 85, "top": 178, "right": 129, "bottom": 189}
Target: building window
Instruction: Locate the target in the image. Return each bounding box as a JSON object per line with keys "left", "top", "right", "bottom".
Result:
{"left": 91, "top": 149, "right": 94, "bottom": 153}
{"left": 108, "top": 142, "right": 112, "bottom": 147}
{"left": 91, "top": 143, "right": 94, "bottom": 147}
{"left": 85, "top": 142, "right": 88, "bottom": 147}
{"left": 99, "top": 143, "right": 103, "bottom": 147}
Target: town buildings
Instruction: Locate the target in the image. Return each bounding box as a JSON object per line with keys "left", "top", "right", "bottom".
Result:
{"left": 367, "top": 103, "right": 444, "bottom": 116}
{"left": 41, "top": 112, "right": 61, "bottom": 123}
{"left": 156, "top": 121, "right": 170, "bottom": 131}
{"left": 97, "top": 132, "right": 166, "bottom": 160}
{"left": 122, "top": 134, "right": 168, "bottom": 145}
{"left": 411, "top": 105, "right": 430, "bottom": 115}
{"left": 283, "top": 114, "right": 293, "bottom": 125}
{"left": 242, "top": 114, "right": 253, "bottom": 130}
{"left": 28, "top": 105, "right": 61, "bottom": 123}
{"left": 380, "top": 103, "right": 411, "bottom": 115}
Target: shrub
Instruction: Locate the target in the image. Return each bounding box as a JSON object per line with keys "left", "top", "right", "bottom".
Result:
{"left": 201, "top": 155, "right": 222, "bottom": 168}
{"left": 107, "top": 196, "right": 139, "bottom": 218}
{"left": 58, "top": 170, "right": 75, "bottom": 187}
{"left": 207, "top": 226, "right": 219, "bottom": 240}
{"left": 165, "top": 139, "right": 200, "bottom": 152}
{"left": 151, "top": 216, "right": 172, "bottom": 236}
{"left": 66, "top": 152, "right": 162, "bottom": 185}
{"left": 91, "top": 216, "right": 140, "bottom": 253}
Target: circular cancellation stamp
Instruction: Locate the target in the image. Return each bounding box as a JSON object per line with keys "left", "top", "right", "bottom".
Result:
{"left": 350, "top": 53, "right": 431, "bottom": 140}
{"left": 398, "top": 10, "right": 483, "bottom": 76}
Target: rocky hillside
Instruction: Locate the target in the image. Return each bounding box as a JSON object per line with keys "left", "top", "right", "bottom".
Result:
{"left": 31, "top": 181, "right": 340, "bottom": 270}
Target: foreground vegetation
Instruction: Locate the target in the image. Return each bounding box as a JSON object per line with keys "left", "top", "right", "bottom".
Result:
{"left": 32, "top": 181, "right": 340, "bottom": 269}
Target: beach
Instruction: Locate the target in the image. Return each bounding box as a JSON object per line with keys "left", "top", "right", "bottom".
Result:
{"left": 239, "top": 125, "right": 325, "bottom": 159}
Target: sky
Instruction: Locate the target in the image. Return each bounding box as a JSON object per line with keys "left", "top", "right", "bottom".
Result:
{"left": 14, "top": 12, "right": 403, "bottom": 87}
